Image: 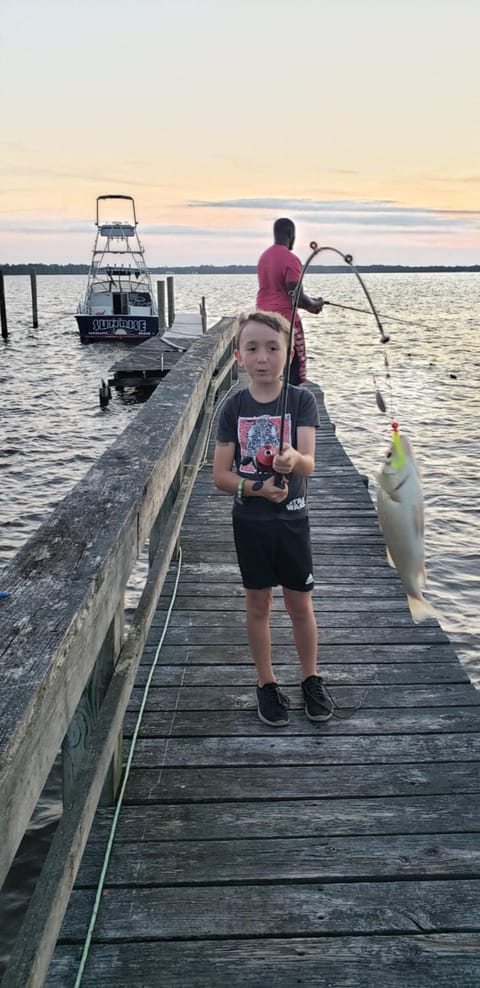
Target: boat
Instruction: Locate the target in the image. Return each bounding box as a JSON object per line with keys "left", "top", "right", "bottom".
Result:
{"left": 76, "top": 195, "right": 159, "bottom": 344}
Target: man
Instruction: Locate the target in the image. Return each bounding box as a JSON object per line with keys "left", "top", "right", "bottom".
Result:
{"left": 256, "top": 217, "right": 323, "bottom": 384}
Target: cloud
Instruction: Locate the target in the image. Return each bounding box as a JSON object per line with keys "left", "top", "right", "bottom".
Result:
{"left": 141, "top": 224, "right": 261, "bottom": 238}
{"left": 188, "top": 197, "right": 480, "bottom": 232}
{"left": 190, "top": 197, "right": 398, "bottom": 212}
{"left": 191, "top": 196, "right": 480, "bottom": 217}
{"left": 0, "top": 219, "right": 264, "bottom": 240}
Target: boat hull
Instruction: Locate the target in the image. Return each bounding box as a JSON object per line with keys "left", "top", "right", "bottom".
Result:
{"left": 76, "top": 314, "right": 159, "bottom": 343}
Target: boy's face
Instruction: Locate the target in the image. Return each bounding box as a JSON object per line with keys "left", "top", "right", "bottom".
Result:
{"left": 235, "top": 320, "right": 288, "bottom": 385}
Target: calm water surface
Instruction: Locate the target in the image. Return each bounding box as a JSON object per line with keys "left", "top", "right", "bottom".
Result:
{"left": 0, "top": 270, "right": 479, "bottom": 967}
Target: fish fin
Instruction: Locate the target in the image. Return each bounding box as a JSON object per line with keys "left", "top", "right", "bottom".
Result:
{"left": 407, "top": 594, "right": 440, "bottom": 625}
{"left": 385, "top": 547, "right": 396, "bottom": 569}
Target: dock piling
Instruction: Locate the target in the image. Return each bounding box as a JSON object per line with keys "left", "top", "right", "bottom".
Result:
{"left": 167, "top": 275, "right": 175, "bottom": 327}
{"left": 157, "top": 280, "right": 166, "bottom": 331}
{"left": 0, "top": 273, "right": 8, "bottom": 340}
{"left": 30, "top": 271, "right": 38, "bottom": 328}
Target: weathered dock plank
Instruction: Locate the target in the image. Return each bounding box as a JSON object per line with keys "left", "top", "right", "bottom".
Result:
{"left": 89, "top": 791, "right": 480, "bottom": 840}
{"left": 125, "top": 682, "right": 480, "bottom": 711}
{"left": 133, "top": 659, "right": 469, "bottom": 685}
{"left": 50, "top": 935, "right": 480, "bottom": 988}
{"left": 57, "top": 878, "right": 480, "bottom": 939}
{"left": 46, "top": 381, "right": 480, "bottom": 987}
{"left": 120, "top": 707, "right": 480, "bottom": 738}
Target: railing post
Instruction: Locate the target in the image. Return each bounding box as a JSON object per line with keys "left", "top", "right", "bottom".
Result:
{"left": 149, "top": 459, "right": 183, "bottom": 567}
{"left": 62, "top": 602, "right": 125, "bottom": 806}
{"left": 157, "top": 279, "right": 166, "bottom": 331}
{"left": 167, "top": 275, "right": 175, "bottom": 327}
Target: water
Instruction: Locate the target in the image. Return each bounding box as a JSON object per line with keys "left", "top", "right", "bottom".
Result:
{"left": 1, "top": 271, "right": 479, "bottom": 967}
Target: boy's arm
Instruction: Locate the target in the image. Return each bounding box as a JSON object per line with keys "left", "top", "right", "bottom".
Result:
{"left": 273, "top": 426, "right": 315, "bottom": 477}
{"left": 212, "top": 441, "right": 238, "bottom": 495}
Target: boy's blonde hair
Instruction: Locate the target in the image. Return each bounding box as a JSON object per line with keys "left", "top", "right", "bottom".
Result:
{"left": 235, "top": 310, "right": 290, "bottom": 348}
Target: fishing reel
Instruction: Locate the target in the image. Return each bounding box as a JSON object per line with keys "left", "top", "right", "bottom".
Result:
{"left": 241, "top": 445, "right": 286, "bottom": 490}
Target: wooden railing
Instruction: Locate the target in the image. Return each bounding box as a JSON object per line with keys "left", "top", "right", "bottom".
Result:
{"left": 0, "top": 316, "right": 236, "bottom": 986}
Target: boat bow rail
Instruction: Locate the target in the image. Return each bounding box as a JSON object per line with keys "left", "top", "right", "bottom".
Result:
{"left": 0, "top": 317, "right": 236, "bottom": 987}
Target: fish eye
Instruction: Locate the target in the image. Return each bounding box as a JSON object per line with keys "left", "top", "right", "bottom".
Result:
{"left": 386, "top": 450, "right": 392, "bottom": 460}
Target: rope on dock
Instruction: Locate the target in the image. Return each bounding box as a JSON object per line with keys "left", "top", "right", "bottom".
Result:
{"left": 73, "top": 548, "right": 184, "bottom": 987}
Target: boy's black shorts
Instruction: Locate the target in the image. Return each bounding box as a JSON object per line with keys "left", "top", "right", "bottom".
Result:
{"left": 232, "top": 514, "right": 314, "bottom": 592}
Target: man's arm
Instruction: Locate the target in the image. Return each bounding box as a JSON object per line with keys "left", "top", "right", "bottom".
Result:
{"left": 286, "top": 281, "right": 323, "bottom": 314}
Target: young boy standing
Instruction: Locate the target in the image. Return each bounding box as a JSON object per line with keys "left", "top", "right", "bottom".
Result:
{"left": 213, "top": 310, "right": 333, "bottom": 727}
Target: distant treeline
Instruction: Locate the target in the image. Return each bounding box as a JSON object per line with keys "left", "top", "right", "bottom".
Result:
{"left": 1, "top": 262, "right": 479, "bottom": 275}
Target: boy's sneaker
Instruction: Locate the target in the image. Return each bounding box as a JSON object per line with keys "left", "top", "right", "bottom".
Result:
{"left": 256, "top": 682, "right": 290, "bottom": 726}
{"left": 302, "top": 675, "right": 334, "bottom": 722}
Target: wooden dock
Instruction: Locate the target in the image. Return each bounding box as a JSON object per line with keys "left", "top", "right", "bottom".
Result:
{"left": 45, "top": 382, "right": 480, "bottom": 986}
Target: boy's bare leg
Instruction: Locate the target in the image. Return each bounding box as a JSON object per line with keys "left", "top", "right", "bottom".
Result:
{"left": 282, "top": 587, "right": 318, "bottom": 680}
{"left": 245, "top": 588, "right": 274, "bottom": 686}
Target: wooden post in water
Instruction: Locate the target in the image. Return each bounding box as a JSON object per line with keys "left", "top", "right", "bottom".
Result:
{"left": 157, "top": 279, "right": 166, "bottom": 331}
{"left": 167, "top": 274, "right": 175, "bottom": 327}
{"left": 200, "top": 296, "right": 207, "bottom": 333}
{"left": 0, "top": 272, "right": 8, "bottom": 340}
{"left": 30, "top": 270, "right": 38, "bottom": 328}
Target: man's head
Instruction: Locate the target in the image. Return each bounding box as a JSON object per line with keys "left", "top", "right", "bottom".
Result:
{"left": 273, "top": 217, "right": 295, "bottom": 250}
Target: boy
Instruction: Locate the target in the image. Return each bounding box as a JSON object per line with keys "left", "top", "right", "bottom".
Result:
{"left": 213, "top": 310, "right": 333, "bottom": 727}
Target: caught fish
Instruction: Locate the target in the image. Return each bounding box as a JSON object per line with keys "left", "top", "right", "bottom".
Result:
{"left": 376, "top": 429, "right": 438, "bottom": 624}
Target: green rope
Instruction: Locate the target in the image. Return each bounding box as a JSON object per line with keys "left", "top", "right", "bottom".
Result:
{"left": 74, "top": 547, "right": 183, "bottom": 986}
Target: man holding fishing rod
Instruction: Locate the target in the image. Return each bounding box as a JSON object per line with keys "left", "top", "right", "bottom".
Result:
{"left": 256, "top": 217, "right": 324, "bottom": 385}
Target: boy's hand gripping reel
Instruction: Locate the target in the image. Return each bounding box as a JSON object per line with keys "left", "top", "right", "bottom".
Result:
{"left": 241, "top": 445, "right": 286, "bottom": 491}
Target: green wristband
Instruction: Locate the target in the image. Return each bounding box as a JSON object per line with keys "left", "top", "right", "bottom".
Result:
{"left": 237, "top": 477, "right": 245, "bottom": 499}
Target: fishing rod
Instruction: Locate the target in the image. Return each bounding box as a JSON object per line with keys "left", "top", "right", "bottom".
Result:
{"left": 278, "top": 243, "right": 390, "bottom": 453}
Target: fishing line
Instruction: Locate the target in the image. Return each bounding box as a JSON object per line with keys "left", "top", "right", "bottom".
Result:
{"left": 73, "top": 547, "right": 184, "bottom": 988}
{"left": 198, "top": 377, "right": 238, "bottom": 469}
{"left": 279, "top": 243, "right": 391, "bottom": 451}
{"left": 322, "top": 298, "right": 439, "bottom": 332}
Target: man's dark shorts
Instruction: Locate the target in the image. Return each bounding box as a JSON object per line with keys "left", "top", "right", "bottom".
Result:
{"left": 232, "top": 514, "right": 314, "bottom": 592}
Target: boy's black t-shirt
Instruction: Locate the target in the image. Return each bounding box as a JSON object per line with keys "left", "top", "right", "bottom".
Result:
{"left": 216, "top": 385, "right": 320, "bottom": 520}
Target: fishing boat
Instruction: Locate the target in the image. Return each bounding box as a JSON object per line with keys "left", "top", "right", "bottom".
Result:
{"left": 76, "top": 195, "right": 159, "bottom": 344}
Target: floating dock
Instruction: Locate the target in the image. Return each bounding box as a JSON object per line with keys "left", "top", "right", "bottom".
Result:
{"left": 108, "top": 311, "right": 208, "bottom": 392}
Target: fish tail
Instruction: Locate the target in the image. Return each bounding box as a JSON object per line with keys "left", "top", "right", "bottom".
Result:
{"left": 407, "top": 594, "right": 440, "bottom": 625}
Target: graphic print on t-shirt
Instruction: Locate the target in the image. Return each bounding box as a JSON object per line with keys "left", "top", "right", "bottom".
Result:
{"left": 237, "top": 414, "right": 292, "bottom": 473}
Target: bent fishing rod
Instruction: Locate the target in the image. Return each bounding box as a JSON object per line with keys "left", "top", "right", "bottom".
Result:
{"left": 278, "top": 243, "right": 390, "bottom": 453}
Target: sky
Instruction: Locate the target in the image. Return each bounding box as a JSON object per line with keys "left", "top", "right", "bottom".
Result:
{"left": 1, "top": 0, "right": 479, "bottom": 267}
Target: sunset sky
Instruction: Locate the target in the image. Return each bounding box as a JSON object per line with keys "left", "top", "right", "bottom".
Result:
{"left": 1, "top": 0, "right": 479, "bottom": 267}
